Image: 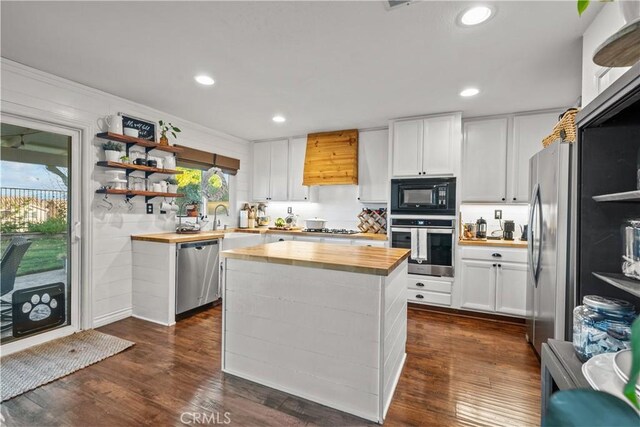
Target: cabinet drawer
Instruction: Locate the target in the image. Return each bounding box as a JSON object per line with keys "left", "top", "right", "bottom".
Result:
{"left": 352, "top": 240, "right": 387, "bottom": 248}
{"left": 460, "top": 247, "right": 527, "bottom": 263}
{"left": 407, "top": 276, "right": 452, "bottom": 293}
{"left": 407, "top": 289, "right": 451, "bottom": 306}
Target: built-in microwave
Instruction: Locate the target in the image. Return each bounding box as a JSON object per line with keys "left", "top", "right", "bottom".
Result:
{"left": 390, "top": 178, "right": 456, "bottom": 215}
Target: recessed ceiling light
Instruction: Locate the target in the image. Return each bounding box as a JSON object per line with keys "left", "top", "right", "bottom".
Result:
{"left": 460, "top": 88, "right": 480, "bottom": 97}
{"left": 272, "top": 115, "right": 286, "bottom": 123}
{"left": 459, "top": 6, "right": 493, "bottom": 26}
{"left": 194, "top": 75, "right": 215, "bottom": 86}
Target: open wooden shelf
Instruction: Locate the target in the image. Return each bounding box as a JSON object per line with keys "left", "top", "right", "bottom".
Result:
{"left": 96, "top": 188, "right": 183, "bottom": 202}
{"left": 592, "top": 272, "right": 640, "bottom": 299}
{"left": 96, "top": 132, "right": 183, "bottom": 153}
{"left": 97, "top": 161, "right": 182, "bottom": 175}
{"left": 592, "top": 190, "right": 640, "bottom": 202}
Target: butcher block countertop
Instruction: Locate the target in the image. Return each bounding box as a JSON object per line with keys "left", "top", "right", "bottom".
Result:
{"left": 229, "top": 227, "right": 388, "bottom": 241}
{"left": 459, "top": 238, "right": 528, "bottom": 249}
{"left": 222, "top": 241, "right": 410, "bottom": 276}
{"left": 131, "top": 231, "right": 227, "bottom": 243}
{"left": 131, "top": 228, "right": 387, "bottom": 243}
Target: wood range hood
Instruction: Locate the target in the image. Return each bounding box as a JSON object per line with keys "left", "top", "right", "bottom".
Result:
{"left": 302, "top": 129, "right": 359, "bottom": 186}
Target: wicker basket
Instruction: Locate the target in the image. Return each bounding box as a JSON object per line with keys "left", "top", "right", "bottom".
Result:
{"left": 542, "top": 108, "right": 579, "bottom": 148}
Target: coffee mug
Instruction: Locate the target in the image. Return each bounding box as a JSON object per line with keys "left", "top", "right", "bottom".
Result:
{"left": 159, "top": 180, "right": 168, "bottom": 192}
{"left": 152, "top": 182, "right": 162, "bottom": 192}
{"left": 160, "top": 201, "right": 172, "bottom": 211}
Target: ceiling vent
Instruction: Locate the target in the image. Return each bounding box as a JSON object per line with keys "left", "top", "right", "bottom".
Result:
{"left": 385, "top": 0, "right": 416, "bottom": 10}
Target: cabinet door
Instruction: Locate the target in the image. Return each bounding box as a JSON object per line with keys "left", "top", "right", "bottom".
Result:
{"left": 509, "top": 112, "right": 561, "bottom": 202}
{"left": 392, "top": 119, "right": 423, "bottom": 177}
{"left": 460, "top": 259, "right": 496, "bottom": 312}
{"left": 269, "top": 139, "right": 289, "bottom": 201}
{"left": 495, "top": 262, "right": 527, "bottom": 317}
{"left": 358, "top": 129, "right": 389, "bottom": 202}
{"left": 461, "top": 118, "right": 508, "bottom": 202}
{"left": 252, "top": 142, "right": 271, "bottom": 201}
{"left": 423, "top": 115, "right": 456, "bottom": 176}
{"left": 289, "top": 137, "right": 309, "bottom": 201}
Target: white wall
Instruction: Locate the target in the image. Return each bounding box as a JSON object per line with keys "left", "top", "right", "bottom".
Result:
{"left": 582, "top": 3, "right": 630, "bottom": 107}
{"left": 1, "top": 59, "right": 251, "bottom": 328}
{"left": 460, "top": 204, "right": 528, "bottom": 237}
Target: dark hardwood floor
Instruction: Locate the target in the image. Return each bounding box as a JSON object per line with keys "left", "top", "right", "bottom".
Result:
{"left": 1, "top": 306, "right": 540, "bottom": 426}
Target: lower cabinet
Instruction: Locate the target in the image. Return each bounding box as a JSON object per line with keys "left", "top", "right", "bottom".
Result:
{"left": 406, "top": 275, "right": 453, "bottom": 307}
{"left": 459, "top": 248, "right": 527, "bottom": 317}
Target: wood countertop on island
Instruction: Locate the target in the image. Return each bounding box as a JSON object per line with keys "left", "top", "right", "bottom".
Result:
{"left": 221, "top": 240, "right": 409, "bottom": 276}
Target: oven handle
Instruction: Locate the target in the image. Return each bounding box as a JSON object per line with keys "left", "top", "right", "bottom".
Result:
{"left": 391, "top": 227, "right": 453, "bottom": 234}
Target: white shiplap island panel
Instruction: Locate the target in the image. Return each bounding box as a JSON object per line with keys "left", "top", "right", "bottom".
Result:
{"left": 221, "top": 242, "right": 408, "bottom": 423}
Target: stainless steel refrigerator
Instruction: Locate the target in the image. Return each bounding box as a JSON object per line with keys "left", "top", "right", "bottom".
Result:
{"left": 526, "top": 140, "right": 573, "bottom": 356}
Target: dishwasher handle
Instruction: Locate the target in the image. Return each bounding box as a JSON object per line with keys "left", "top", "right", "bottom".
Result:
{"left": 178, "top": 240, "right": 219, "bottom": 250}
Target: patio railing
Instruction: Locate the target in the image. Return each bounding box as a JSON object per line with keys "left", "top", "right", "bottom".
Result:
{"left": 0, "top": 187, "right": 67, "bottom": 231}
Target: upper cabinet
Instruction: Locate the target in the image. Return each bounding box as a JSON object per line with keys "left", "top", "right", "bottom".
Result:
{"left": 252, "top": 139, "right": 288, "bottom": 201}
{"left": 582, "top": 3, "right": 631, "bottom": 107}
{"left": 358, "top": 129, "right": 389, "bottom": 203}
{"left": 461, "top": 118, "right": 509, "bottom": 202}
{"left": 391, "top": 113, "right": 461, "bottom": 178}
{"left": 289, "top": 137, "right": 310, "bottom": 201}
{"left": 509, "top": 112, "right": 562, "bottom": 202}
{"left": 461, "top": 110, "right": 563, "bottom": 203}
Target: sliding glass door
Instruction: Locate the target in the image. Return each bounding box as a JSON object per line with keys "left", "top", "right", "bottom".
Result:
{"left": 0, "top": 118, "right": 80, "bottom": 346}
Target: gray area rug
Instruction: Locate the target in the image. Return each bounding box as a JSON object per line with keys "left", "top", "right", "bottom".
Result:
{"left": 0, "top": 330, "right": 134, "bottom": 401}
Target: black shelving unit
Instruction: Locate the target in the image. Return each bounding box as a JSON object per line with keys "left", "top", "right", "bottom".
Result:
{"left": 574, "top": 62, "right": 640, "bottom": 310}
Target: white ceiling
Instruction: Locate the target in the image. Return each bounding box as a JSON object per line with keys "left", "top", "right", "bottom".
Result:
{"left": 1, "top": 1, "right": 599, "bottom": 141}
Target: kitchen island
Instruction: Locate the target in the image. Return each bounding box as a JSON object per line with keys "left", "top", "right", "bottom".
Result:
{"left": 221, "top": 241, "right": 410, "bottom": 423}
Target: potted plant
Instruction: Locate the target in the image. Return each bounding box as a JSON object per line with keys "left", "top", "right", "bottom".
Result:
{"left": 102, "top": 141, "right": 123, "bottom": 162}
{"left": 119, "top": 155, "right": 130, "bottom": 164}
{"left": 158, "top": 120, "right": 181, "bottom": 146}
{"left": 167, "top": 176, "right": 179, "bottom": 193}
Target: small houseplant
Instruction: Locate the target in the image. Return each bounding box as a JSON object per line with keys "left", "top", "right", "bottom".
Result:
{"left": 158, "top": 120, "right": 181, "bottom": 146}
{"left": 167, "top": 176, "right": 179, "bottom": 193}
{"left": 119, "top": 155, "right": 130, "bottom": 164}
{"left": 102, "top": 141, "right": 123, "bottom": 162}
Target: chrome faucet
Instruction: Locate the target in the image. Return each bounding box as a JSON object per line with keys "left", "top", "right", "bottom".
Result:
{"left": 213, "top": 204, "right": 229, "bottom": 230}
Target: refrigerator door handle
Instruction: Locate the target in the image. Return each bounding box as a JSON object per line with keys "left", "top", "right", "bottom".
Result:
{"left": 528, "top": 184, "right": 542, "bottom": 287}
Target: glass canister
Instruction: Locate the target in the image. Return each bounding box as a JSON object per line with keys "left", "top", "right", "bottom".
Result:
{"left": 622, "top": 220, "right": 640, "bottom": 279}
{"left": 573, "top": 295, "right": 636, "bottom": 362}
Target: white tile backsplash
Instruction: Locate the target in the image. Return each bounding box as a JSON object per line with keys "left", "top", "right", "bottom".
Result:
{"left": 261, "top": 186, "right": 386, "bottom": 230}
{"left": 460, "top": 204, "right": 529, "bottom": 237}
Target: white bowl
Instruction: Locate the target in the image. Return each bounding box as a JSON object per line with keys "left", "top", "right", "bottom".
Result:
{"left": 123, "top": 128, "right": 139, "bottom": 138}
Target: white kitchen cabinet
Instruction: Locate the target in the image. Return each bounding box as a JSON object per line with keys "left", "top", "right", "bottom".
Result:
{"left": 462, "top": 110, "right": 563, "bottom": 204}
{"left": 459, "top": 246, "right": 527, "bottom": 317}
{"left": 252, "top": 140, "right": 288, "bottom": 201}
{"left": 459, "top": 259, "right": 497, "bottom": 312}
{"left": 252, "top": 142, "right": 271, "bottom": 201}
{"left": 391, "top": 119, "right": 422, "bottom": 177}
{"left": 495, "top": 262, "right": 527, "bottom": 317}
{"left": 461, "top": 118, "right": 509, "bottom": 202}
{"left": 391, "top": 113, "right": 460, "bottom": 178}
{"left": 358, "top": 129, "right": 388, "bottom": 203}
{"left": 422, "top": 115, "right": 456, "bottom": 176}
{"left": 288, "top": 137, "right": 310, "bottom": 201}
{"left": 509, "top": 112, "right": 563, "bottom": 202}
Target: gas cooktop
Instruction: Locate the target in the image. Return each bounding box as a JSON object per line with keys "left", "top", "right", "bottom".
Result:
{"left": 303, "top": 228, "right": 360, "bottom": 235}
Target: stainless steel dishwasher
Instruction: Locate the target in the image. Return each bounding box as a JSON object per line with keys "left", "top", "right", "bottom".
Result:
{"left": 176, "top": 239, "right": 220, "bottom": 315}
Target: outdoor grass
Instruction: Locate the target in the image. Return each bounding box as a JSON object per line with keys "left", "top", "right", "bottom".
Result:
{"left": 1, "top": 236, "right": 67, "bottom": 276}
